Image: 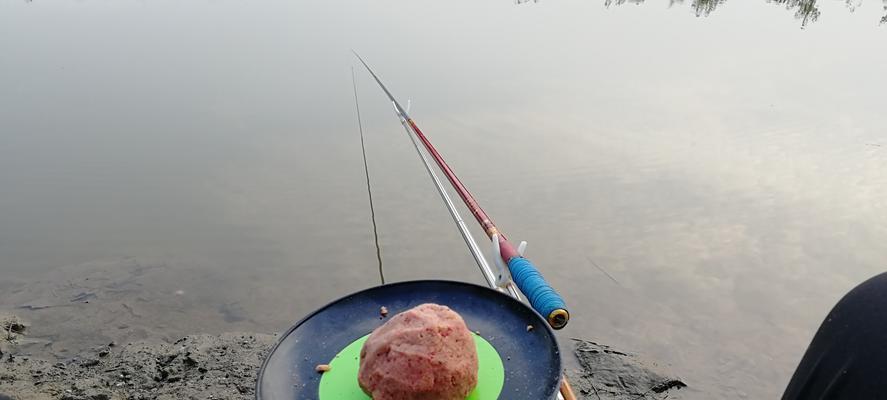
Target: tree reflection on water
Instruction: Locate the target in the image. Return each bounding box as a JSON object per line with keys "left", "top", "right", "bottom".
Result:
{"left": 523, "top": 0, "right": 887, "bottom": 28}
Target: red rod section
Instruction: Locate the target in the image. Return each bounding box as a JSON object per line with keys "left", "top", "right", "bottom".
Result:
{"left": 406, "top": 119, "right": 521, "bottom": 262}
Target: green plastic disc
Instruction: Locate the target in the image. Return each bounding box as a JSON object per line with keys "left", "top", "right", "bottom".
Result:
{"left": 318, "top": 333, "right": 505, "bottom": 400}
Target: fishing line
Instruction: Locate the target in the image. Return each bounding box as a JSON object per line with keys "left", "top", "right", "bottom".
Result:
{"left": 351, "top": 67, "right": 385, "bottom": 285}
{"left": 586, "top": 256, "right": 622, "bottom": 287}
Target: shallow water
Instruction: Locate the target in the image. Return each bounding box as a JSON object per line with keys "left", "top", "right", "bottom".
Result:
{"left": 1, "top": 0, "right": 886, "bottom": 398}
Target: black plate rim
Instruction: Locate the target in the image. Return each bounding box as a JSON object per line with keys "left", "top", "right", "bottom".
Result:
{"left": 255, "top": 279, "right": 560, "bottom": 399}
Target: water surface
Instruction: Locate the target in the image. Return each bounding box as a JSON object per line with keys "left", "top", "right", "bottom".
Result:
{"left": 1, "top": 1, "right": 885, "bottom": 398}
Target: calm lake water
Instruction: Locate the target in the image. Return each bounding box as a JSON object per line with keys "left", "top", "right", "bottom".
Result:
{"left": 1, "top": 0, "right": 885, "bottom": 398}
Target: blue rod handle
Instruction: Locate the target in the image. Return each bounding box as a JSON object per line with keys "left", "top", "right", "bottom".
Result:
{"left": 507, "top": 257, "right": 570, "bottom": 329}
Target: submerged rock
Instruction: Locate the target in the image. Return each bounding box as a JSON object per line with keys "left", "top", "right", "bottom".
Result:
{"left": 1, "top": 315, "right": 28, "bottom": 341}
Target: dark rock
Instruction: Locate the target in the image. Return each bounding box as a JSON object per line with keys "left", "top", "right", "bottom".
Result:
{"left": 567, "top": 339, "right": 687, "bottom": 399}
{"left": 183, "top": 355, "right": 198, "bottom": 368}
{"left": 80, "top": 358, "right": 100, "bottom": 367}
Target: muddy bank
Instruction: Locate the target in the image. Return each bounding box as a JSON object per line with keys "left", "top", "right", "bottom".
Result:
{"left": 2, "top": 315, "right": 685, "bottom": 400}
{"left": 1, "top": 328, "right": 275, "bottom": 400}
{"left": 1, "top": 260, "right": 685, "bottom": 399}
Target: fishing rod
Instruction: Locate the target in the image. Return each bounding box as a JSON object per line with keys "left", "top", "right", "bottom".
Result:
{"left": 354, "top": 65, "right": 509, "bottom": 295}
{"left": 353, "top": 52, "right": 570, "bottom": 330}
{"left": 387, "top": 84, "right": 523, "bottom": 300}
{"left": 353, "top": 52, "right": 576, "bottom": 400}
{"left": 388, "top": 77, "right": 578, "bottom": 400}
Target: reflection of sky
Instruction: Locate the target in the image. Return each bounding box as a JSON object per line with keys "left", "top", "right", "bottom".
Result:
{"left": 1, "top": 0, "right": 885, "bottom": 398}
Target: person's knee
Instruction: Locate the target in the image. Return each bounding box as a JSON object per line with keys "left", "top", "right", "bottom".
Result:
{"left": 839, "top": 272, "right": 887, "bottom": 307}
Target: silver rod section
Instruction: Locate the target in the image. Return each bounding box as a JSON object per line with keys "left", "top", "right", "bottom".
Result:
{"left": 396, "top": 113, "right": 557, "bottom": 399}
{"left": 399, "top": 116, "right": 562, "bottom": 400}
{"left": 393, "top": 106, "right": 522, "bottom": 299}
{"left": 395, "top": 115, "right": 557, "bottom": 393}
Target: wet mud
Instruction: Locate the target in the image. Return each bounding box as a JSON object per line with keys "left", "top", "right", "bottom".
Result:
{"left": 1, "top": 320, "right": 685, "bottom": 400}
{"left": 1, "top": 326, "right": 273, "bottom": 400}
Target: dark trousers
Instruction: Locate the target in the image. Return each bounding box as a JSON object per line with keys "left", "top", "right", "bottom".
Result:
{"left": 783, "top": 272, "right": 887, "bottom": 399}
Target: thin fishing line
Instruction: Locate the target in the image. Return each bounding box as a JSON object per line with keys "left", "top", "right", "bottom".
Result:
{"left": 586, "top": 256, "right": 621, "bottom": 287}
{"left": 352, "top": 67, "right": 385, "bottom": 285}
